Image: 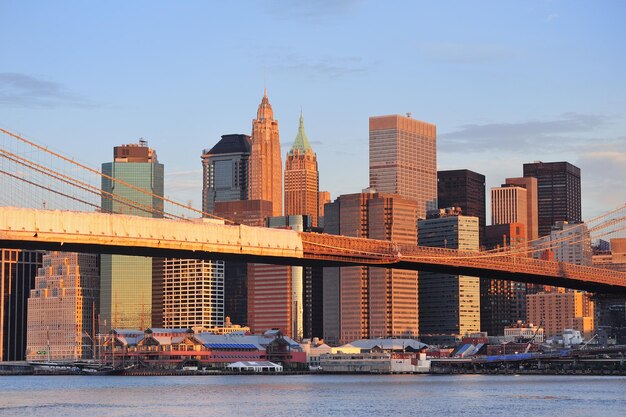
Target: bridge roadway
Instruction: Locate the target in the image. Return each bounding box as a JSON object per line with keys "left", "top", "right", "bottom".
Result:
{"left": 1, "top": 207, "right": 625, "bottom": 294}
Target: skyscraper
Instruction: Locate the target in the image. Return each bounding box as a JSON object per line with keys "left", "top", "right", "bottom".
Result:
{"left": 101, "top": 141, "right": 164, "bottom": 330}
{"left": 369, "top": 114, "right": 437, "bottom": 218}
{"left": 201, "top": 134, "right": 251, "bottom": 215}
{"left": 505, "top": 177, "right": 539, "bottom": 242}
{"left": 523, "top": 161, "right": 582, "bottom": 237}
{"left": 323, "top": 192, "right": 419, "bottom": 345}
{"left": 26, "top": 252, "right": 99, "bottom": 361}
{"left": 249, "top": 89, "right": 282, "bottom": 217}
{"left": 1, "top": 249, "right": 42, "bottom": 361}
{"left": 418, "top": 214, "right": 480, "bottom": 345}
{"left": 437, "top": 169, "right": 486, "bottom": 244}
{"left": 284, "top": 112, "right": 319, "bottom": 227}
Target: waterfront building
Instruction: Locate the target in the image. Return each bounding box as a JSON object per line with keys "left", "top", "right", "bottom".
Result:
{"left": 523, "top": 161, "right": 581, "bottom": 237}
{"left": 26, "top": 252, "right": 99, "bottom": 361}
{"left": 163, "top": 257, "right": 224, "bottom": 329}
{"left": 369, "top": 114, "right": 437, "bottom": 218}
{"left": 504, "top": 177, "right": 539, "bottom": 241}
{"left": 503, "top": 321, "right": 544, "bottom": 343}
{"left": 284, "top": 112, "right": 319, "bottom": 227}
{"left": 323, "top": 192, "right": 419, "bottom": 345}
{"left": 0, "top": 249, "right": 43, "bottom": 361}
{"left": 437, "top": 169, "right": 486, "bottom": 243}
{"left": 418, "top": 214, "right": 480, "bottom": 345}
{"left": 248, "top": 89, "right": 282, "bottom": 217}
{"left": 526, "top": 291, "right": 594, "bottom": 338}
{"left": 201, "top": 134, "right": 251, "bottom": 214}
{"left": 100, "top": 141, "right": 164, "bottom": 330}
{"left": 193, "top": 316, "right": 250, "bottom": 335}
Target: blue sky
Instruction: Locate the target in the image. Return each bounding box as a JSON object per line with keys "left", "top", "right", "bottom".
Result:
{"left": 1, "top": 0, "right": 625, "bottom": 220}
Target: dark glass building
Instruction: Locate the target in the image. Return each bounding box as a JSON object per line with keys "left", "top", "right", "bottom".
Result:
{"left": 523, "top": 161, "right": 581, "bottom": 237}
{"left": 201, "top": 134, "right": 251, "bottom": 215}
{"left": 437, "top": 169, "right": 486, "bottom": 244}
{"left": 1, "top": 249, "right": 43, "bottom": 361}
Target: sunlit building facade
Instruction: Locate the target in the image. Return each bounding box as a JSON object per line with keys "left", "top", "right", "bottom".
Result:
{"left": 26, "top": 252, "right": 99, "bottom": 361}
{"left": 248, "top": 89, "right": 282, "bottom": 217}
{"left": 418, "top": 214, "right": 480, "bottom": 345}
{"left": 101, "top": 141, "right": 164, "bottom": 331}
{"left": 369, "top": 114, "right": 437, "bottom": 218}
{"left": 284, "top": 112, "right": 319, "bottom": 227}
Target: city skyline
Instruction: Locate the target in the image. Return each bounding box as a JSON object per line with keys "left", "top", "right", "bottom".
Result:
{"left": 1, "top": 1, "right": 625, "bottom": 220}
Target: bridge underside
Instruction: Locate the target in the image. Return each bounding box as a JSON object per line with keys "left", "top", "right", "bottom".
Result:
{"left": 1, "top": 238, "right": 625, "bottom": 295}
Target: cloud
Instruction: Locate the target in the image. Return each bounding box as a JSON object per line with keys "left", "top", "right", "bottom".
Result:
{"left": 264, "top": 0, "right": 363, "bottom": 22}
{"left": 414, "top": 41, "right": 516, "bottom": 64}
{"left": 439, "top": 113, "right": 610, "bottom": 153}
{"left": 268, "top": 55, "right": 371, "bottom": 78}
{"left": 0, "top": 73, "right": 95, "bottom": 108}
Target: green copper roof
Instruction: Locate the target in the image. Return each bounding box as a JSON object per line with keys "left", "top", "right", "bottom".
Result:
{"left": 290, "top": 111, "right": 313, "bottom": 154}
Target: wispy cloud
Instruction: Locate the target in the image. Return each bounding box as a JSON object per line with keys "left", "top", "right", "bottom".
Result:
{"left": 264, "top": 0, "right": 363, "bottom": 22}
{"left": 267, "top": 54, "right": 372, "bottom": 78}
{"left": 0, "top": 73, "right": 95, "bottom": 108}
{"left": 414, "top": 41, "right": 517, "bottom": 64}
{"left": 439, "top": 113, "right": 610, "bottom": 153}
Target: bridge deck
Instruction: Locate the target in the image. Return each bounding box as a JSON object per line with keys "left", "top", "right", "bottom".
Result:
{"left": 1, "top": 207, "right": 625, "bottom": 294}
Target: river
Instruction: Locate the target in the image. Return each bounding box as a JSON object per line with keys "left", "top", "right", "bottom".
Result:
{"left": 1, "top": 374, "right": 624, "bottom": 416}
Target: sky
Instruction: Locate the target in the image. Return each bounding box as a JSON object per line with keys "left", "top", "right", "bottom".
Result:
{"left": 1, "top": 0, "right": 625, "bottom": 221}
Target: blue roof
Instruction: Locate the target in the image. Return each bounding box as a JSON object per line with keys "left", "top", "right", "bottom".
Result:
{"left": 205, "top": 343, "right": 259, "bottom": 350}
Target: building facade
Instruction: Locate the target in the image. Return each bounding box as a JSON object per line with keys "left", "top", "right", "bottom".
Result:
{"left": 437, "top": 169, "right": 486, "bottom": 244}
{"left": 417, "top": 214, "right": 480, "bottom": 345}
{"left": 532, "top": 221, "right": 592, "bottom": 266}
{"left": 26, "top": 252, "right": 99, "bottom": 361}
{"left": 504, "top": 177, "right": 539, "bottom": 242}
{"left": 323, "top": 192, "right": 419, "bottom": 345}
{"left": 526, "top": 291, "right": 594, "bottom": 338}
{"left": 101, "top": 141, "right": 164, "bottom": 330}
{"left": 0, "top": 249, "right": 43, "bottom": 361}
{"left": 523, "top": 161, "right": 582, "bottom": 237}
{"left": 369, "top": 114, "right": 437, "bottom": 218}
{"left": 201, "top": 134, "right": 251, "bottom": 215}
{"left": 248, "top": 89, "right": 282, "bottom": 217}
{"left": 284, "top": 112, "right": 319, "bottom": 227}
{"left": 163, "top": 258, "right": 224, "bottom": 329}
{"left": 491, "top": 185, "right": 528, "bottom": 229}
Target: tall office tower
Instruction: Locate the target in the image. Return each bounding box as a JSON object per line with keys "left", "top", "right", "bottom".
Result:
{"left": 101, "top": 141, "right": 164, "bottom": 330}
{"left": 323, "top": 192, "right": 419, "bottom": 345}
{"left": 481, "top": 224, "right": 528, "bottom": 336}
{"left": 318, "top": 191, "right": 331, "bottom": 220}
{"left": 437, "top": 170, "right": 486, "bottom": 244}
{"left": 505, "top": 177, "right": 539, "bottom": 242}
{"left": 0, "top": 249, "right": 42, "bottom": 361}
{"left": 26, "top": 252, "right": 99, "bottom": 361}
{"left": 491, "top": 184, "right": 528, "bottom": 228}
{"left": 284, "top": 112, "right": 320, "bottom": 227}
{"left": 532, "top": 221, "right": 592, "bottom": 266}
{"left": 163, "top": 258, "right": 224, "bottom": 329}
{"left": 369, "top": 114, "right": 437, "bottom": 218}
{"left": 248, "top": 215, "right": 312, "bottom": 339}
{"left": 201, "top": 134, "right": 251, "bottom": 214}
{"left": 523, "top": 161, "right": 582, "bottom": 237}
{"left": 249, "top": 89, "right": 282, "bottom": 217}
{"left": 418, "top": 214, "right": 480, "bottom": 345}
{"left": 527, "top": 291, "right": 594, "bottom": 338}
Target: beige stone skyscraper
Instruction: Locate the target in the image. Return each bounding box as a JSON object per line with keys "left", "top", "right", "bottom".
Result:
{"left": 249, "top": 89, "right": 282, "bottom": 216}
{"left": 491, "top": 184, "right": 528, "bottom": 227}
{"left": 284, "top": 112, "right": 319, "bottom": 226}
{"left": 505, "top": 177, "right": 539, "bottom": 241}
{"left": 369, "top": 114, "right": 437, "bottom": 218}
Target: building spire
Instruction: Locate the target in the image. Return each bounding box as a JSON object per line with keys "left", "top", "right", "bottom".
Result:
{"left": 256, "top": 86, "right": 273, "bottom": 120}
{"left": 289, "top": 110, "right": 313, "bottom": 155}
